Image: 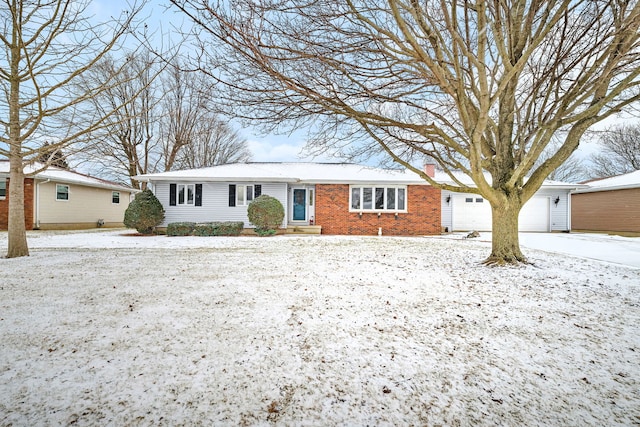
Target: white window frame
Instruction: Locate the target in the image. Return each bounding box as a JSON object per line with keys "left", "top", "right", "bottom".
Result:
{"left": 177, "top": 184, "right": 195, "bottom": 206}
{"left": 349, "top": 185, "right": 407, "bottom": 212}
{"left": 236, "top": 184, "right": 254, "bottom": 206}
{"left": 112, "top": 191, "right": 120, "bottom": 204}
{"left": 0, "top": 179, "right": 6, "bottom": 199}
{"left": 56, "top": 184, "right": 69, "bottom": 201}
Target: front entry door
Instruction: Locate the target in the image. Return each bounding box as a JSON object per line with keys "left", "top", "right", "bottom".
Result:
{"left": 292, "top": 188, "right": 306, "bottom": 221}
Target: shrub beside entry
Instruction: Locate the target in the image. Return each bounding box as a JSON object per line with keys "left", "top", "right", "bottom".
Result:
{"left": 247, "top": 195, "right": 285, "bottom": 236}
{"left": 124, "top": 189, "right": 165, "bottom": 234}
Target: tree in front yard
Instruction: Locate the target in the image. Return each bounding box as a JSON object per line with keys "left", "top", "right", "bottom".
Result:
{"left": 0, "top": 0, "right": 145, "bottom": 258}
{"left": 171, "top": 0, "right": 640, "bottom": 264}
{"left": 124, "top": 190, "right": 165, "bottom": 234}
{"left": 247, "top": 195, "right": 285, "bottom": 236}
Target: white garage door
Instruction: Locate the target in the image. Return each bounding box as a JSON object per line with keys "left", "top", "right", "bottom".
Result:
{"left": 452, "top": 194, "right": 550, "bottom": 232}
{"left": 519, "top": 197, "right": 550, "bottom": 232}
{"left": 452, "top": 195, "right": 492, "bottom": 231}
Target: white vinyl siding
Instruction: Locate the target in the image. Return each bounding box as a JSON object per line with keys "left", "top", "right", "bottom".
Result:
{"left": 155, "top": 182, "right": 288, "bottom": 227}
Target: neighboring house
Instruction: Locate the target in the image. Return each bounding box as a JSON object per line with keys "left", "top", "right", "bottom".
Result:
{"left": 136, "top": 162, "right": 442, "bottom": 236}
{"left": 439, "top": 172, "right": 583, "bottom": 232}
{"left": 571, "top": 170, "right": 640, "bottom": 234}
{"left": 0, "top": 161, "right": 136, "bottom": 230}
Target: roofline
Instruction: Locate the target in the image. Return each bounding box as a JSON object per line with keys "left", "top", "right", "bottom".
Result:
{"left": 136, "top": 175, "right": 429, "bottom": 185}
{"left": 572, "top": 183, "right": 640, "bottom": 193}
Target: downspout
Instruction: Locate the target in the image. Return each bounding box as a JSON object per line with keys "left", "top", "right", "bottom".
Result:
{"left": 35, "top": 179, "right": 50, "bottom": 229}
{"left": 567, "top": 190, "right": 572, "bottom": 232}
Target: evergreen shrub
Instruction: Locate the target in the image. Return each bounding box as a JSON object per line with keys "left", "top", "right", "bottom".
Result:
{"left": 123, "top": 189, "right": 165, "bottom": 234}
{"left": 193, "top": 222, "right": 244, "bottom": 236}
{"left": 247, "top": 195, "right": 284, "bottom": 237}
{"left": 167, "top": 222, "right": 196, "bottom": 236}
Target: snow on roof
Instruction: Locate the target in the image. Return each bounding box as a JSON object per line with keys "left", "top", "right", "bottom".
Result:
{"left": 136, "top": 162, "right": 581, "bottom": 189}
{"left": 136, "top": 162, "right": 432, "bottom": 185}
{"left": 575, "top": 170, "right": 640, "bottom": 193}
{"left": 0, "top": 160, "right": 135, "bottom": 192}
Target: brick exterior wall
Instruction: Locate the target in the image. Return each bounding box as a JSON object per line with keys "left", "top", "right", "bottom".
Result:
{"left": 572, "top": 188, "right": 640, "bottom": 233}
{"left": 0, "top": 178, "right": 34, "bottom": 230}
{"left": 315, "top": 184, "right": 441, "bottom": 236}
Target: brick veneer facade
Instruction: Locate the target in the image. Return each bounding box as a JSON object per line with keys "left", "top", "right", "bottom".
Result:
{"left": 0, "top": 178, "right": 34, "bottom": 230}
{"left": 315, "top": 184, "right": 441, "bottom": 235}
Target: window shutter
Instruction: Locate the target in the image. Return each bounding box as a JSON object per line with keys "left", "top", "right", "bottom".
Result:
{"left": 228, "top": 184, "right": 236, "bottom": 207}
{"left": 254, "top": 184, "right": 262, "bottom": 198}
{"left": 195, "top": 184, "right": 202, "bottom": 206}
{"left": 169, "top": 184, "right": 177, "bottom": 206}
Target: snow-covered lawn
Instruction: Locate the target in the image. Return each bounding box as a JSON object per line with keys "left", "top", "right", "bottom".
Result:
{"left": 1, "top": 230, "right": 638, "bottom": 426}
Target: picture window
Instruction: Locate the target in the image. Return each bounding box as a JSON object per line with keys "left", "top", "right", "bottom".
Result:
{"left": 350, "top": 186, "right": 407, "bottom": 212}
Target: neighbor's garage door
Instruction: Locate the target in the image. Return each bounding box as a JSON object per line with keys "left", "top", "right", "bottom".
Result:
{"left": 452, "top": 195, "right": 550, "bottom": 232}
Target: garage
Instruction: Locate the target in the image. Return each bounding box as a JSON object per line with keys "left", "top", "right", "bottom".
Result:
{"left": 451, "top": 194, "right": 550, "bottom": 232}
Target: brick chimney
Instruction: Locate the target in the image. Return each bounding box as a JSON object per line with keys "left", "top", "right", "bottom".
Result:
{"left": 424, "top": 163, "right": 435, "bottom": 178}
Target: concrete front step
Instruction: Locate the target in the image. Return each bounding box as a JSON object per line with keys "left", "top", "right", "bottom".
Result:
{"left": 285, "top": 225, "right": 322, "bottom": 235}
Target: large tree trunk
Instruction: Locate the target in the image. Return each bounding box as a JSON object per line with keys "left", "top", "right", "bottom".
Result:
{"left": 485, "top": 197, "right": 525, "bottom": 265}
{"left": 7, "top": 157, "right": 29, "bottom": 258}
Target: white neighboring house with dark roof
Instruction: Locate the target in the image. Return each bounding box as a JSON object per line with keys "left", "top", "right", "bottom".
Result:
{"left": 438, "top": 172, "right": 584, "bottom": 232}
{"left": 0, "top": 161, "right": 136, "bottom": 230}
{"left": 571, "top": 170, "right": 640, "bottom": 234}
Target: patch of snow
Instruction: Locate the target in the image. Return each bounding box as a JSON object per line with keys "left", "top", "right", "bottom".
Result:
{"left": 0, "top": 230, "right": 638, "bottom": 425}
{"left": 577, "top": 170, "right": 640, "bottom": 192}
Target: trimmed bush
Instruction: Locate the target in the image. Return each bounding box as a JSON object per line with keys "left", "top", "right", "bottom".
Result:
{"left": 247, "top": 195, "right": 284, "bottom": 237}
{"left": 167, "top": 222, "right": 196, "bottom": 236}
{"left": 193, "top": 221, "right": 244, "bottom": 236}
{"left": 124, "top": 189, "right": 165, "bottom": 234}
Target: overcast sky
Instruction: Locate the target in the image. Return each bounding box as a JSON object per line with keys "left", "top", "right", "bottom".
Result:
{"left": 90, "top": 0, "right": 325, "bottom": 163}
{"left": 92, "top": 0, "right": 637, "bottom": 167}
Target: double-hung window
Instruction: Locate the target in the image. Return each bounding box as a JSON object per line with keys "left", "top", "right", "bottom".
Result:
{"left": 112, "top": 191, "right": 120, "bottom": 204}
{"left": 228, "top": 184, "right": 262, "bottom": 207}
{"left": 56, "top": 184, "right": 69, "bottom": 201}
{"left": 350, "top": 185, "right": 406, "bottom": 212}
{"left": 169, "top": 183, "right": 202, "bottom": 206}
{"left": 178, "top": 184, "right": 195, "bottom": 205}
{"left": 0, "top": 179, "right": 6, "bottom": 199}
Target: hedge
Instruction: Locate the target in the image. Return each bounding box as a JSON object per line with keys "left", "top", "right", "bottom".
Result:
{"left": 167, "top": 221, "right": 244, "bottom": 237}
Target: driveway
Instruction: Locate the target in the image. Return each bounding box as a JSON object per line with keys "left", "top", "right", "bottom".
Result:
{"left": 463, "top": 232, "right": 640, "bottom": 268}
{"left": 518, "top": 232, "right": 640, "bottom": 268}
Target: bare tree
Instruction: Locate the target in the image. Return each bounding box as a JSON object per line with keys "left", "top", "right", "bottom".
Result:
{"left": 0, "top": 0, "right": 145, "bottom": 258}
{"left": 159, "top": 63, "right": 252, "bottom": 171}
{"left": 589, "top": 123, "right": 640, "bottom": 178}
{"left": 172, "top": 115, "right": 252, "bottom": 169}
{"left": 76, "top": 50, "right": 164, "bottom": 189}
{"left": 77, "top": 56, "right": 252, "bottom": 185}
{"left": 534, "top": 138, "right": 588, "bottom": 183}
{"left": 170, "top": 0, "right": 640, "bottom": 264}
